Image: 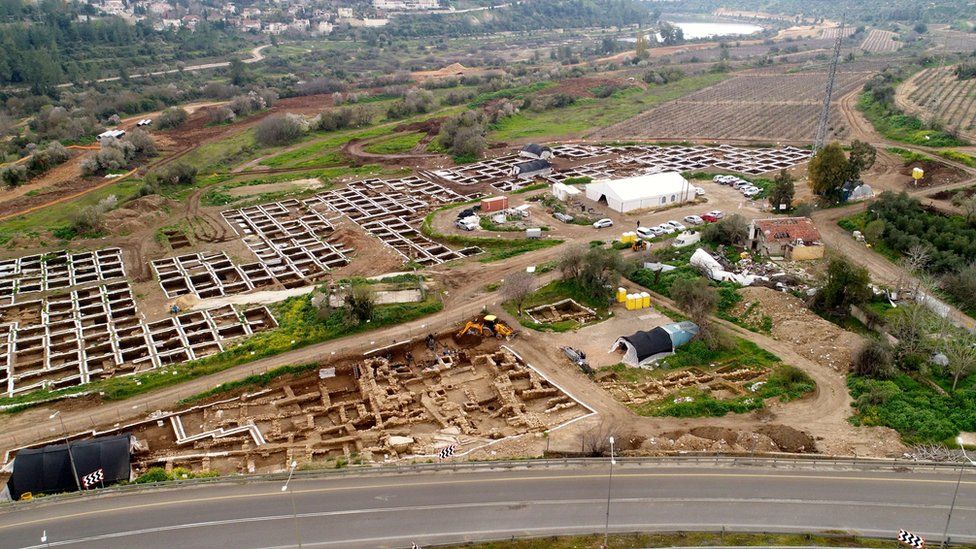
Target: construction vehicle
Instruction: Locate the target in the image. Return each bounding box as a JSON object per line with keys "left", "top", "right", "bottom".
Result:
{"left": 631, "top": 239, "right": 648, "bottom": 252}
{"left": 456, "top": 314, "right": 515, "bottom": 339}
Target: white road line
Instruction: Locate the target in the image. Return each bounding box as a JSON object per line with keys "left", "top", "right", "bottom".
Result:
{"left": 16, "top": 497, "right": 976, "bottom": 547}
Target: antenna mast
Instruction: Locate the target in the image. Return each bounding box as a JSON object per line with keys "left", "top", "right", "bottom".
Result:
{"left": 814, "top": 15, "right": 845, "bottom": 150}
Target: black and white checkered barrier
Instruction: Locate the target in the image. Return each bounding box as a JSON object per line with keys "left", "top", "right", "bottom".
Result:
{"left": 898, "top": 529, "right": 924, "bottom": 549}
{"left": 437, "top": 444, "right": 457, "bottom": 460}
{"left": 81, "top": 468, "right": 104, "bottom": 489}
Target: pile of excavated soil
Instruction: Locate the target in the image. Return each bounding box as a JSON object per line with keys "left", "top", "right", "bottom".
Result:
{"left": 731, "top": 286, "right": 863, "bottom": 372}
{"left": 641, "top": 424, "right": 812, "bottom": 453}
{"left": 103, "top": 195, "right": 181, "bottom": 235}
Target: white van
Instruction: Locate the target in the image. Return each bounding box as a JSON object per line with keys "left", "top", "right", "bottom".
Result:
{"left": 672, "top": 230, "right": 701, "bottom": 248}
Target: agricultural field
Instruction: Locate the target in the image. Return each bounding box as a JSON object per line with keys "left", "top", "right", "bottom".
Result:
{"left": 896, "top": 66, "right": 976, "bottom": 141}
{"left": 821, "top": 26, "right": 856, "bottom": 39}
{"left": 860, "top": 29, "right": 902, "bottom": 52}
{"left": 597, "top": 71, "right": 871, "bottom": 142}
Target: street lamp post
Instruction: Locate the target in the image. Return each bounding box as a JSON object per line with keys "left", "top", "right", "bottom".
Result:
{"left": 49, "top": 412, "right": 81, "bottom": 492}
{"left": 603, "top": 436, "right": 616, "bottom": 549}
{"left": 940, "top": 438, "right": 975, "bottom": 549}
{"left": 281, "top": 460, "right": 303, "bottom": 549}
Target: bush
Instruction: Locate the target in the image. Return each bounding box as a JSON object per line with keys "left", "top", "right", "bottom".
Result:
{"left": 317, "top": 106, "right": 372, "bottom": 131}
{"left": 255, "top": 115, "right": 303, "bottom": 147}
{"left": 701, "top": 214, "right": 748, "bottom": 246}
{"left": 0, "top": 164, "right": 28, "bottom": 187}
{"left": 125, "top": 129, "right": 157, "bottom": 157}
{"left": 386, "top": 89, "right": 435, "bottom": 119}
{"left": 143, "top": 162, "right": 197, "bottom": 194}
{"left": 852, "top": 340, "right": 895, "bottom": 379}
{"left": 134, "top": 467, "right": 171, "bottom": 484}
{"left": 156, "top": 107, "right": 188, "bottom": 129}
{"left": 437, "top": 110, "right": 487, "bottom": 159}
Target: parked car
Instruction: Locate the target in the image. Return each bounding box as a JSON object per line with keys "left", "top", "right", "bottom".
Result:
{"left": 732, "top": 180, "right": 752, "bottom": 190}
{"left": 648, "top": 226, "right": 666, "bottom": 236}
{"left": 666, "top": 220, "right": 686, "bottom": 231}
{"left": 592, "top": 218, "right": 613, "bottom": 229}
{"left": 683, "top": 215, "right": 704, "bottom": 225}
{"left": 455, "top": 216, "right": 478, "bottom": 231}
{"left": 636, "top": 226, "right": 655, "bottom": 240}
{"left": 656, "top": 224, "right": 676, "bottom": 234}
{"left": 672, "top": 230, "right": 701, "bottom": 248}
{"left": 694, "top": 186, "right": 706, "bottom": 196}
{"left": 742, "top": 187, "right": 762, "bottom": 198}
{"left": 701, "top": 214, "right": 719, "bottom": 223}
{"left": 553, "top": 212, "right": 574, "bottom": 223}
{"left": 707, "top": 210, "right": 725, "bottom": 219}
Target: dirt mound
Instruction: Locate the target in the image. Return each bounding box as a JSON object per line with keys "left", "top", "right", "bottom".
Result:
{"left": 646, "top": 425, "right": 814, "bottom": 453}
{"left": 732, "top": 286, "right": 863, "bottom": 371}
{"left": 756, "top": 424, "right": 817, "bottom": 453}
{"left": 103, "top": 195, "right": 180, "bottom": 234}
{"left": 394, "top": 117, "right": 446, "bottom": 135}
{"left": 900, "top": 160, "right": 967, "bottom": 188}
{"left": 538, "top": 77, "right": 637, "bottom": 99}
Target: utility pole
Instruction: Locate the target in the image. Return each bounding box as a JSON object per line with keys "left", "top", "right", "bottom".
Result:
{"left": 49, "top": 412, "right": 81, "bottom": 492}
{"left": 942, "top": 439, "right": 976, "bottom": 548}
{"left": 602, "top": 436, "right": 616, "bottom": 549}
{"left": 814, "top": 16, "right": 846, "bottom": 151}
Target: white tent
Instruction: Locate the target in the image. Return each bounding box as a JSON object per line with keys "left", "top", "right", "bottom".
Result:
{"left": 584, "top": 172, "right": 694, "bottom": 212}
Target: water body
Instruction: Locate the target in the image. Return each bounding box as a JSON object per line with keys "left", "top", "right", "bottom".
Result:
{"left": 669, "top": 21, "right": 764, "bottom": 40}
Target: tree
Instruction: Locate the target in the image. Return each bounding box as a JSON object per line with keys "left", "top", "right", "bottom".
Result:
{"left": 670, "top": 277, "right": 719, "bottom": 345}
{"left": 808, "top": 142, "right": 849, "bottom": 202}
{"left": 558, "top": 243, "right": 587, "bottom": 280}
{"left": 437, "top": 110, "right": 487, "bottom": 159}
{"left": 144, "top": 162, "right": 197, "bottom": 192}
{"left": 852, "top": 340, "right": 894, "bottom": 379}
{"left": 944, "top": 335, "right": 976, "bottom": 391}
{"left": 345, "top": 285, "right": 375, "bottom": 323}
{"left": 812, "top": 256, "right": 871, "bottom": 316}
{"left": 887, "top": 304, "right": 934, "bottom": 363}
{"left": 658, "top": 21, "right": 684, "bottom": 45}
{"left": 157, "top": 107, "right": 188, "bottom": 129}
{"left": 951, "top": 194, "right": 976, "bottom": 223}
{"left": 847, "top": 140, "right": 876, "bottom": 181}
{"left": 767, "top": 169, "right": 795, "bottom": 211}
{"left": 577, "top": 247, "right": 631, "bottom": 301}
{"left": 501, "top": 271, "right": 537, "bottom": 315}
{"left": 701, "top": 213, "right": 748, "bottom": 246}
{"left": 255, "top": 115, "right": 303, "bottom": 147}
{"left": 228, "top": 57, "right": 249, "bottom": 86}
{"left": 634, "top": 30, "right": 649, "bottom": 59}
{"left": 863, "top": 219, "right": 885, "bottom": 245}
{"left": 942, "top": 262, "right": 976, "bottom": 307}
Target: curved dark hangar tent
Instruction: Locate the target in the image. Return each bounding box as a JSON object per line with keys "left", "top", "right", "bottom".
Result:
{"left": 610, "top": 321, "right": 699, "bottom": 367}
{"left": 4, "top": 434, "right": 134, "bottom": 500}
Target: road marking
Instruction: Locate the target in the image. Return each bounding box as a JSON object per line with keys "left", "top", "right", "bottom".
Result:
{"left": 2, "top": 470, "right": 974, "bottom": 531}
{"left": 14, "top": 498, "right": 976, "bottom": 547}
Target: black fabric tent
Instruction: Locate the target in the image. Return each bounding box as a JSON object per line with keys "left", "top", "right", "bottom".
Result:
{"left": 7, "top": 434, "right": 132, "bottom": 499}
{"left": 612, "top": 327, "right": 674, "bottom": 366}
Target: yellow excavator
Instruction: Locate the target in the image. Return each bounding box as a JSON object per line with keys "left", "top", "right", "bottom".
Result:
{"left": 456, "top": 314, "right": 514, "bottom": 339}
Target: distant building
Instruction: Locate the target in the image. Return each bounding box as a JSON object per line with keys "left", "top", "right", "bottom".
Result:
{"left": 241, "top": 19, "right": 262, "bottom": 31}
{"left": 373, "top": 0, "right": 438, "bottom": 10}
{"left": 584, "top": 172, "right": 693, "bottom": 213}
{"left": 749, "top": 216, "right": 824, "bottom": 260}
{"left": 337, "top": 7, "right": 354, "bottom": 17}
{"left": 519, "top": 143, "right": 553, "bottom": 160}
{"left": 263, "top": 22, "right": 288, "bottom": 34}
{"left": 315, "top": 21, "right": 334, "bottom": 34}
{"left": 511, "top": 159, "right": 552, "bottom": 179}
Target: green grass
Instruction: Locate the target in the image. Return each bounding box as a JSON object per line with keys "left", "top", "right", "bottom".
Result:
{"left": 502, "top": 279, "right": 609, "bottom": 332}
{"left": 0, "top": 178, "right": 145, "bottom": 243}
{"left": 936, "top": 149, "right": 976, "bottom": 168}
{"left": 858, "top": 92, "right": 969, "bottom": 147}
{"left": 440, "top": 531, "right": 921, "bottom": 549}
{"left": 489, "top": 74, "right": 728, "bottom": 141}
{"left": 886, "top": 147, "right": 930, "bottom": 164}
{"left": 0, "top": 294, "right": 443, "bottom": 411}
{"left": 608, "top": 338, "right": 813, "bottom": 418}
{"left": 179, "top": 362, "right": 321, "bottom": 404}
{"left": 180, "top": 127, "right": 259, "bottom": 172}
{"left": 362, "top": 132, "right": 426, "bottom": 154}
{"left": 848, "top": 372, "right": 976, "bottom": 444}
{"left": 258, "top": 125, "right": 395, "bottom": 169}
{"left": 835, "top": 211, "right": 901, "bottom": 263}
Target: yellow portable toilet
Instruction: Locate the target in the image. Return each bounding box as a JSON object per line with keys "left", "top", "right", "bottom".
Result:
{"left": 912, "top": 167, "right": 924, "bottom": 185}
{"left": 626, "top": 294, "right": 636, "bottom": 310}
{"left": 616, "top": 287, "right": 627, "bottom": 302}
{"left": 641, "top": 292, "right": 651, "bottom": 308}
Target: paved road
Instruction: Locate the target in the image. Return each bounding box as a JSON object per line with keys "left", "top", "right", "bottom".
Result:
{"left": 1, "top": 463, "right": 974, "bottom": 548}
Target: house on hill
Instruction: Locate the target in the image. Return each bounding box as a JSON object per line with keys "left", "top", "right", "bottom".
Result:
{"left": 511, "top": 159, "right": 552, "bottom": 179}
{"left": 749, "top": 216, "right": 824, "bottom": 260}
{"left": 519, "top": 143, "right": 553, "bottom": 160}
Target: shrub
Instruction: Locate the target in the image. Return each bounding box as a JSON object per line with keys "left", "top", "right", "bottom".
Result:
{"left": 852, "top": 340, "right": 895, "bottom": 379}
{"left": 134, "top": 467, "right": 171, "bottom": 484}
{"left": 701, "top": 214, "right": 748, "bottom": 246}
{"left": 0, "top": 164, "right": 28, "bottom": 187}
{"left": 143, "top": 162, "right": 197, "bottom": 193}
{"left": 255, "top": 115, "right": 303, "bottom": 147}
{"left": 125, "top": 129, "right": 157, "bottom": 157}
{"left": 156, "top": 107, "right": 188, "bottom": 129}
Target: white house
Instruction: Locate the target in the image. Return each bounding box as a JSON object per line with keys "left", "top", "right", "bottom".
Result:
{"left": 584, "top": 172, "right": 694, "bottom": 213}
{"left": 551, "top": 182, "right": 581, "bottom": 201}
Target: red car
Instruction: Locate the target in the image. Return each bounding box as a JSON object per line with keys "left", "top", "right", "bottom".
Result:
{"left": 701, "top": 213, "right": 719, "bottom": 223}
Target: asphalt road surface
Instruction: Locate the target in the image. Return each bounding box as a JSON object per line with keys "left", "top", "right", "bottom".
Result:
{"left": 1, "top": 463, "right": 974, "bottom": 548}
